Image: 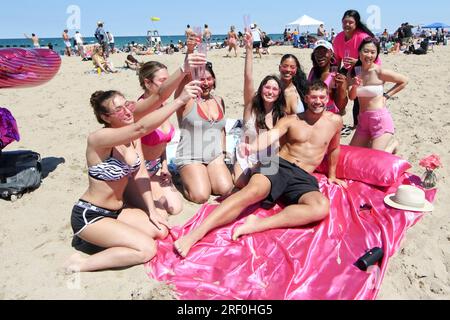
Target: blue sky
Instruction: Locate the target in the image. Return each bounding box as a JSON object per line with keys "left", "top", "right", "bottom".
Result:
{"left": 1, "top": 0, "right": 449, "bottom": 38}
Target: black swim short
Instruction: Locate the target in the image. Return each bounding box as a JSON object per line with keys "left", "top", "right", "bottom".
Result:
{"left": 255, "top": 157, "right": 320, "bottom": 208}
{"left": 71, "top": 200, "right": 122, "bottom": 235}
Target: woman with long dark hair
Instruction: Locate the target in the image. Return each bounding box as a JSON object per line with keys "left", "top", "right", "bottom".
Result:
{"left": 279, "top": 54, "right": 308, "bottom": 115}
{"left": 348, "top": 37, "right": 408, "bottom": 153}
{"left": 234, "top": 32, "right": 286, "bottom": 189}
{"left": 333, "top": 10, "right": 380, "bottom": 127}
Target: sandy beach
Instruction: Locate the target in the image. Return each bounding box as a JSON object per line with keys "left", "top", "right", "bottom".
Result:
{"left": 0, "top": 45, "right": 449, "bottom": 300}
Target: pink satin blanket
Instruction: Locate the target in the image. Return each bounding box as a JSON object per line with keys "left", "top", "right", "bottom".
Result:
{"left": 146, "top": 173, "right": 437, "bottom": 300}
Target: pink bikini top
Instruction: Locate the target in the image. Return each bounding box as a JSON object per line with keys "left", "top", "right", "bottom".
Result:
{"left": 141, "top": 125, "right": 175, "bottom": 147}
{"left": 138, "top": 94, "right": 176, "bottom": 147}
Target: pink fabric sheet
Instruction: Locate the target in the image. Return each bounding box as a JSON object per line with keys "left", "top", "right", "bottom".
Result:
{"left": 146, "top": 173, "right": 437, "bottom": 300}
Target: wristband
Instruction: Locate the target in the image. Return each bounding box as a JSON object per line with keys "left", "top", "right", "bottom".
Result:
{"left": 383, "top": 93, "right": 391, "bottom": 100}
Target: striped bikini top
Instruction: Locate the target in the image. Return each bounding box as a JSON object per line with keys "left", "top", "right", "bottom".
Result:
{"left": 88, "top": 149, "right": 141, "bottom": 182}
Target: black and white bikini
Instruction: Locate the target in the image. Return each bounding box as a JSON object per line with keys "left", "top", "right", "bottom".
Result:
{"left": 71, "top": 149, "right": 141, "bottom": 238}
{"left": 88, "top": 149, "right": 141, "bottom": 182}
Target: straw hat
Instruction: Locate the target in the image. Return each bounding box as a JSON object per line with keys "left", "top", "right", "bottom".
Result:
{"left": 384, "top": 185, "right": 434, "bottom": 212}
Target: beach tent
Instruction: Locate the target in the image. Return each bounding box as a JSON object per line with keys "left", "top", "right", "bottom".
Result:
{"left": 286, "top": 14, "right": 324, "bottom": 33}
{"left": 422, "top": 22, "right": 450, "bottom": 29}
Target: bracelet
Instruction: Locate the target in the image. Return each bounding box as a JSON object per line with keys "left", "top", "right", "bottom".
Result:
{"left": 383, "top": 93, "right": 391, "bottom": 100}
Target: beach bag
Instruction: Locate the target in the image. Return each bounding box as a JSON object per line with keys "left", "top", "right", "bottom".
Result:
{"left": 0, "top": 150, "right": 42, "bottom": 201}
{"left": 0, "top": 107, "right": 20, "bottom": 150}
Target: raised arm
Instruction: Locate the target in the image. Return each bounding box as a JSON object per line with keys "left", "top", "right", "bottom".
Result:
{"left": 89, "top": 82, "right": 201, "bottom": 149}
{"left": 134, "top": 53, "right": 205, "bottom": 118}
{"left": 243, "top": 32, "right": 256, "bottom": 122}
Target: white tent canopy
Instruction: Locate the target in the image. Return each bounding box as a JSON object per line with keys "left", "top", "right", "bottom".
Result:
{"left": 286, "top": 15, "right": 324, "bottom": 32}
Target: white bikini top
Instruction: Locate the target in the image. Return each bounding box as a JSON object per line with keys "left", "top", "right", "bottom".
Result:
{"left": 357, "top": 85, "right": 384, "bottom": 98}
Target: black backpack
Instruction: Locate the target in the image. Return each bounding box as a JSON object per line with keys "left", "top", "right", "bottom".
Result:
{"left": 0, "top": 150, "right": 43, "bottom": 201}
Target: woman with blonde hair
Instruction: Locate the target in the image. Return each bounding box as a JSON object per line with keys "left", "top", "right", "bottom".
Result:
{"left": 92, "top": 45, "right": 117, "bottom": 73}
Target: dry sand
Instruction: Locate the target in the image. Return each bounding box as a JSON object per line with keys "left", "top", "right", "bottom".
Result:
{"left": 0, "top": 45, "right": 449, "bottom": 300}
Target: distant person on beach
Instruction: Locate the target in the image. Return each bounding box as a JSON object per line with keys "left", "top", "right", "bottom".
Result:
{"left": 348, "top": 37, "right": 408, "bottom": 153}
{"left": 226, "top": 26, "right": 238, "bottom": 57}
{"left": 333, "top": 10, "right": 379, "bottom": 129}
{"left": 66, "top": 81, "right": 202, "bottom": 273}
{"left": 107, "top": 31, "right": 115, "bottom": 54}
{"left": 317, "top": 24, "right": 326, "bottom": 38}
{"left": 185, "top": 25, "right": 194, "bottom": 38}
{"left": 74, "top": 31, "right": 85, "bottom": 59}
{"left": 24, "top": 33, "right": 40, "bottom": 48}
{"left": 261, "top": 32, "right": 272, "bottom": 55}
{"left": 62, "top": 30, "right": 72, "bottom": 56}
{"left": 92, "top": 46, "right": 117, "bottom": 73}
{"left": 174, "top": 38, "right": 234, "bottom": 204}
{"left": 203, "top": 24, "right": 212, "bottom": 48}
{"left": 233, "top": 31, "right": 286, "bottom": 189}
{"left": 124, "top": 54, "right": 142, "bottom": 71}
{"left": 250, "top": 24, "right": 263, "bottom": 58}
{"left": 95, "top": 21, "right": 109, "bottom": 57}
{"left": 308, "top": 40, "right": 348, "bottom": 115}
{"left": 279, "top": 54, "right": 309, "bottom": 115}
{"left": 174, "top": 81, "right": 347, "bottom": 258}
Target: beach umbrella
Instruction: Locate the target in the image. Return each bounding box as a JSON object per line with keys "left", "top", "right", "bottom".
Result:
{"left": 422, "top": 22, "right": 450, "bottom": 29}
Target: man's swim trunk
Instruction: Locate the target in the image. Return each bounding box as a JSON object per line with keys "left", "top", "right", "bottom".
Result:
{"left": 254, "top": 157, "right": 320, "bottom": 208}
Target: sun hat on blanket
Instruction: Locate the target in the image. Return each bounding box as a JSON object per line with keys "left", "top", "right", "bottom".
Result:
{"left": 384, "top": 185, "right": 434, "bottom": 212}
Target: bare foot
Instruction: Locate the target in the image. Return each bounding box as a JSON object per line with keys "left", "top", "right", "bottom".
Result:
{"left": 232, "top": 215, "right": 260, "bottom": 241}
{"left": 174, "top": 234, "right": 199, "bottom": 258}
{"left": 64, "top": 253, "right": 86, "bottom": 274}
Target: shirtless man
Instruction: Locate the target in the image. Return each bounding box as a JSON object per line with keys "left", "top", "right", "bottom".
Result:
{"left": 175, "top": 81, "right": 347, "bottom": 258}
{"left": 24, "top": 33, "right": 40, "bottom": 48}
{"left": 62, "top": 30, "right": 72, "bottom": 56}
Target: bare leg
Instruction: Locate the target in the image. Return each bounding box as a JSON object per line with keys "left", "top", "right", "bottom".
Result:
{"left": 233, "top": 162, "right": 251, "bottom": 190}
{"left": 378, "top": 134, "right": 398, "bottom": 154}
{"left": 208, "top": 156, "right": 234, "bottom": 197}
{"left": 66, "top": 211, "right": 159, "bottom": 272}
{"left": 150, "top": 172, "right": 183, "bottom": 216}
{"left": 233, "top": 191, "right": 329, "bottom": 240}
{"left": 371, "top": 133, "right": 394, "bottom": 152}
{"left": 349, "top": 131, "right": 371, "bottom": 148}
{"left": 179, "top": 164, "right": 212, "bottom": 204}
{"left": 174, "top": 174, "right": 271, "bottom": 258}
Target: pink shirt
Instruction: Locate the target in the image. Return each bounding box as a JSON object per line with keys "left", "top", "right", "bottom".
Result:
{"left": 333, "top": 30, "right": 381, "bottom": 67}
